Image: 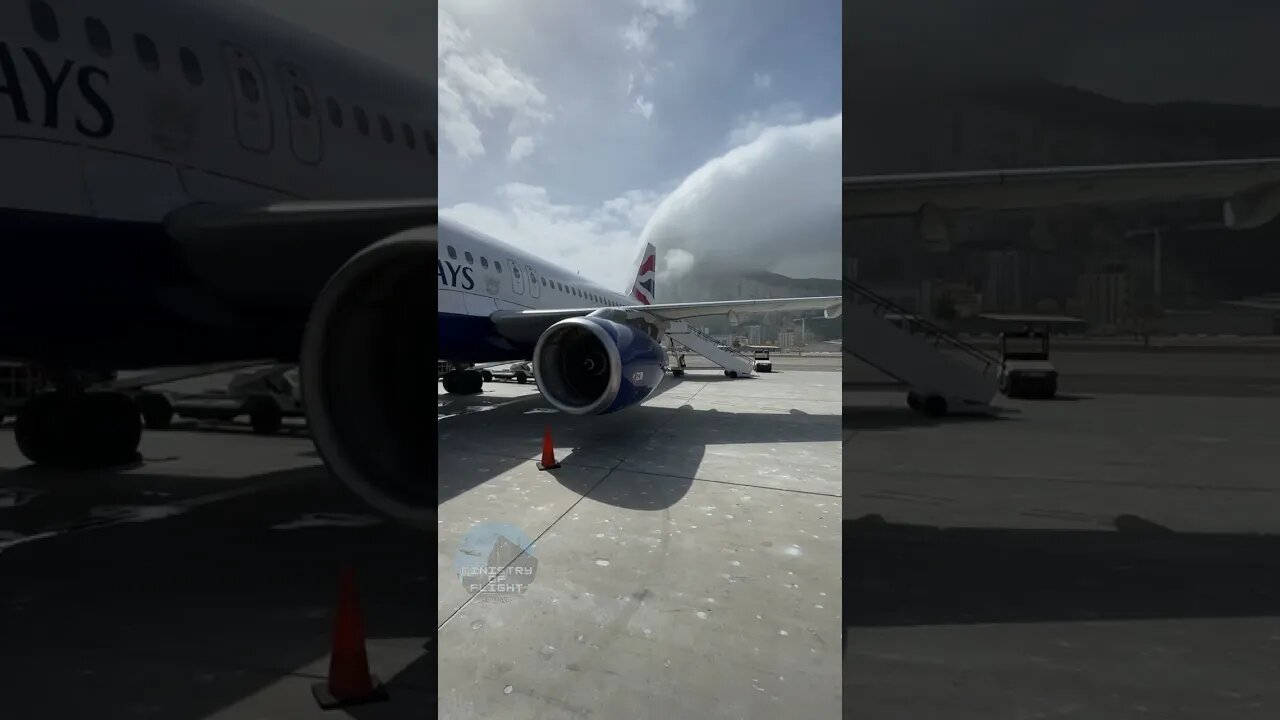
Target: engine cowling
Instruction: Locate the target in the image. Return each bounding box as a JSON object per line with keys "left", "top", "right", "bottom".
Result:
{"left": 299, "top": 227, "right": 433, "bottom": 529}
{"left": 532, "top": 312, "right": 666, "bottom": 415}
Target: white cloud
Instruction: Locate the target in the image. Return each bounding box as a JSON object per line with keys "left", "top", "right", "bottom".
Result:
{"left": 508, "top": 136, "right": 535, "bottom": 163}
{"left": 753, "top": 72, "right": 773, "bottom": 90}
{"left": 632, "top": 96, "right": 656, "bottom": 119}
{"left": 639, "top": 0, "right": 695, "bottom": 28}
{"left": 622, "top": 16, "right": 658, "bottom": 53}
{"left": 642, "top": 113, "right": 843, "bottom": 281}
{"left": 438, "top": 10, "right": 552, "bottom": 160}
{"left": 726, "top": 102, "right": 806, "bottom": 147}
{"left": 443, "top": 112, "right": 842, "bottom": 293}
{"left": 442, "top": 186, "right": 665, "bottom": 290}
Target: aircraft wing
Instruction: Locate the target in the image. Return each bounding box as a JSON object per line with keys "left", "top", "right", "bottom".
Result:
{"left": 489, "top": 296, "right": 841, "bottom": 344}
{"left": 844, "top": 157, "right": 1280, "bottom": 229}
{"left": 163, "top": 199, "right": 437, "bottom": 309}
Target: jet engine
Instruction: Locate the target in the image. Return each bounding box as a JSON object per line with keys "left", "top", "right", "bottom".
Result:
{"left": 299, "top": 227, "right": 433, "bottom": 529}
{"left": 532, "top": 311, "right": 666, "bottom": 415}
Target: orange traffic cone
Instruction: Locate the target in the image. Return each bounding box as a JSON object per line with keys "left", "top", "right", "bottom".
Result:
{"left": 311, "top": 567, "right": 389, "bottom": 709}
{"left": 536, "top": 425, "right": 561, "bottom": 471}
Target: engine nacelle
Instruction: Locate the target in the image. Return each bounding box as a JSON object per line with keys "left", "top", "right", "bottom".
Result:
{"left": 300, "top": 227, "right": 433, "bottom": 529}
{"left": 532, "top": 312, "right": 666, "bottom": 415}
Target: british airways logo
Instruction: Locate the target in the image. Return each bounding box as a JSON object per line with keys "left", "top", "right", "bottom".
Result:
{"left": 0, "top": 43, "right": 114, "bottom": 139}
{"left": 438, "top": 259, "right": 475, "bottom": 291}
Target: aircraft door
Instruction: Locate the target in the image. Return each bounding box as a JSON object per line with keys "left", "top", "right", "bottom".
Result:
{"left": 526, "top": 266, "right": 541, "bottom": 299}
{"left": 278, "top": 63, "right": 323, "bottom": 165}
{"left": 509, "top": 259, "right": 525, "bottom": 295}
{"left": 223, "top": 45, "right": 274, "bottom": 153}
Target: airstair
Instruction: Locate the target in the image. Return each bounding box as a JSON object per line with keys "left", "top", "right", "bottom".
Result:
{"left": 664, "top": 322, "right": 757, "bottom": 377}
{"left": 843, "top": 277, "right": 999, "bottom": 414}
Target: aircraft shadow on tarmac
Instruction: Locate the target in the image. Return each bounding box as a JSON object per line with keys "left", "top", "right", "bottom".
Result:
{"left": 842, "top": 407, "right": 1014, "bottom": 431}
{"left": 438, "top": 375, "right": 841, "bottom": 510}
{"left": 0, "top": 462, "right": 435, "bottom": 719}
{"left": 845, "top": 514, "right": 1280, "bottom": 629}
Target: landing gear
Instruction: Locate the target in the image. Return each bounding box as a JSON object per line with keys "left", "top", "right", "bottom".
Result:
{"left": 906, "top": 392, "right": 948, "bottom": 417}
{"left": 441, "top": 368, "right": 484, "bottom": 395}
{"left": 724, "top": 370, "right": 739, "bottom": 379}
{"left": 16, "top": 390, "right": 142, "bottom": 466}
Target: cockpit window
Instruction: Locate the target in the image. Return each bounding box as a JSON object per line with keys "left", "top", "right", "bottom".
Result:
{"left": 403, "top": 123, "right": 416, "bottom": 149}
{"left": 327, "top": 98, "right": 343, "bottom": 128}
{"left": 354, "top": 107, "right": 370, "bottom": 136}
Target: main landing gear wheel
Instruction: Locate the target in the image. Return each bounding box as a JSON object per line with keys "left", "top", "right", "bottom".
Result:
{"left": 724, "top": 370, "right": 739, "bottom": 378}
{"left": 441, "top": 368, "right": 484, "bottom": 395}
{"left": 15, "top": 391, "right": 142, "bottom": 466}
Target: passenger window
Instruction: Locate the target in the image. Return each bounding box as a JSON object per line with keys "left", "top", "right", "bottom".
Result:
{"left": 480, "top": 257, "right": 488, "bottom": 269}
{"left": 327, "top": 98, "right": 343, "bottom": 127}
{"left": 513, "top": 266, "right": 521, "bottom": 279}
{"left": 85, "top": 18, "right": 112, "bottom": 57}
{"left": 541, "top": 277, "right": 547, "bottom": 286}
{"left": 403, "top": 123, "right": 416, "bottom": 149}
{"left": 292, "top": 85, "right": 312, "bottom": 118}
{"left": 379, "top": 115, "right": 394, "bottom": 143}
{"left": 30, "top": 1, "right": 59, "bottom": 43}
{"left": 424, "top": 130, "right": 437, "bottom": 155}
{"left": 354, "top": 107, "right": 369, "bottom": 136}
{"left": 495, "top": 261, "right": 503, "bottom": 273}
{"left": 464, "top": 251, "right": 473, "bottom": 264}
{"left": 135, "top": 34, "right": 160, "bottom": 72}
{"left": 237, "top": 67, "right": 259, "bottom": 101}
{"left": 180, "top": 48, "right": 203, "bottom": 86}
{"left": 447, "top": 246, "right": 457, "bottom": 260}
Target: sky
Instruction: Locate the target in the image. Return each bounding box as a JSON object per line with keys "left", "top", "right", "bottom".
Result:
{"left": 438, "top": 0, "right": 843, "bottom": 292}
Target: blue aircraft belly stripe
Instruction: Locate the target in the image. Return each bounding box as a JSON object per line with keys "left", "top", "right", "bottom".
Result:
{"left": 440, "top": 312, "right": 535, "bottom": 363}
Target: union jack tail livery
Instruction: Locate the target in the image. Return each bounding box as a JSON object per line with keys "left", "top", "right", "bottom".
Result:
{"left": 630, "top": 243, "right": 656, "bottom": 305}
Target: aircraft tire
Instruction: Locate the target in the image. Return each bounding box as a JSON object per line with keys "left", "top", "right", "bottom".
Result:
{"left": 921, "top": 395, "right": 948, "bottom": 417}
{"left": 514, "top": 371, "right": 528, "bottom": 384}
{"left": 16, "top": 392, "right": 141, "bottom": 466}
{"left": 725, "top": 370, "right": 738, "bottom": 378}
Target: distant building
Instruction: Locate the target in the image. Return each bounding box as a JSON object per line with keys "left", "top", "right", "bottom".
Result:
{"left": 1078, "top": 270, "right": 1134, "bottom": 329}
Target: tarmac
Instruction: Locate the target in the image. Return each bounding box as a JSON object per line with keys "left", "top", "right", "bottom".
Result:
{"left": 0, "top": 416, "right": 434, "bottom": 719}
{"left": 844, "top": 348, "right": 1280, "bottom": 719}
{"left": 437, "top": 356, "right": 843, "bottom": 719}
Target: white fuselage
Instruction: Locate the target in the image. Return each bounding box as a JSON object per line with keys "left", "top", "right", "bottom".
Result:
{"left": 438, "top": 218, "right": 644, "bottom": 362}
{"left": 0, "top": 0, "right": 435, "bottom": 223}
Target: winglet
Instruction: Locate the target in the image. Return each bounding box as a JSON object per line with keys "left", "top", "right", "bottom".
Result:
{"left": 630, "top": 243, "right": 656, "bottom": 305}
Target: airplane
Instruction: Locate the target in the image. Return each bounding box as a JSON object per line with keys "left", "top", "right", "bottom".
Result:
{"left": 0, "top": 0, "right": 434, "bottom": 526}
{"left": 9, "top": 2, "right": 1280, "bottom": 533}
{"left": 437, "top": 218, "right": 842, "bottom": 415}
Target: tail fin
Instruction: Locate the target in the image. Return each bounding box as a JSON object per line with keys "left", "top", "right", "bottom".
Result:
{"left": 629, "top": 243, "right": 656, "bottom": 305}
